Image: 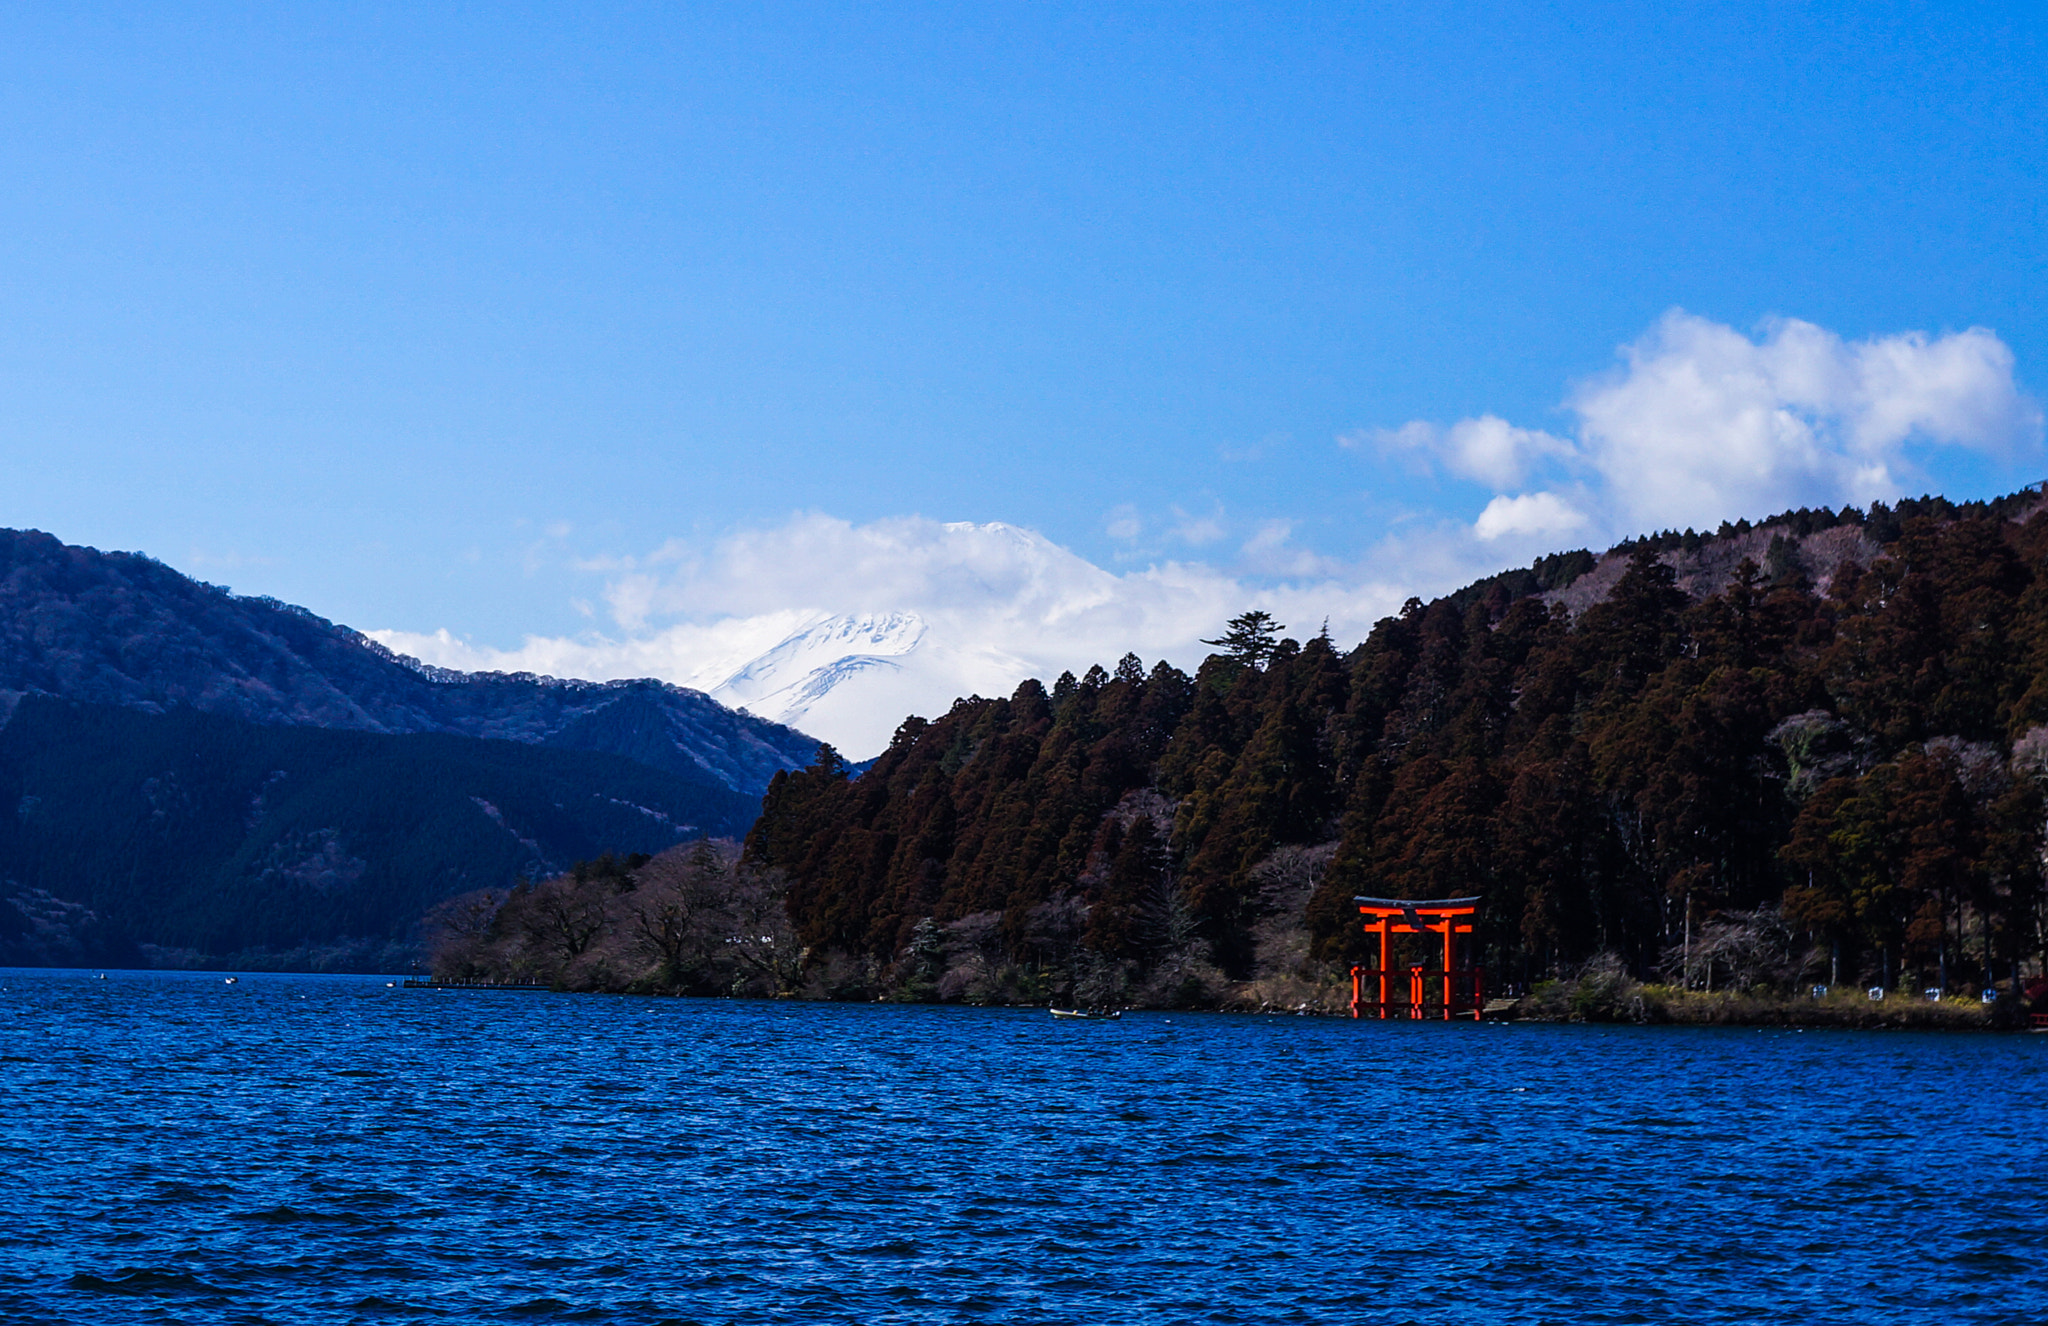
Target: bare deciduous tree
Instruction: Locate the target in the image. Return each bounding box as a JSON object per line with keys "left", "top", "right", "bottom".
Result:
{"left": 721, "top": 862, "right": 804, "bottom": 995}
{"left": 623, "top": 840, "right": 732, "bottom": 982}
{"left": 523, "top": 875, "right": 610, "bottom": 962}
{"left": 422, "top": 888, "right": 508, "bottom": 978}
{"left": 1663, "top": 906, "right": 1800, "bottom": 992}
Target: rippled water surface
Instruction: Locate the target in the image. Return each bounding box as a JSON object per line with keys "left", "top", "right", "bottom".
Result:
{"left": 4, "top": 970, "right": 2045, "bottom": 1324}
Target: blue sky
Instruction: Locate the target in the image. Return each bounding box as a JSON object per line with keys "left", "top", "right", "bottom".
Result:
{"left": 2, "top": 3, "right": 2044, "bottom": 699}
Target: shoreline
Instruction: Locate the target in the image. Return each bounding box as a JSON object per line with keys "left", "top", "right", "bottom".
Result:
{"left": 1503, "top": 981, "right": 2023, "bottom": 1031}
{"left": 17, "top": 964, "right": 2039, "bottom": 1030}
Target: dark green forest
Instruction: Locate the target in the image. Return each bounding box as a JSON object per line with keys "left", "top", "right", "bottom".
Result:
{"left": 0, "top": 696, "right": 761, "bottom": 968}
{"left": 733, "top": 488, "right": 2048, "bottom": 1009}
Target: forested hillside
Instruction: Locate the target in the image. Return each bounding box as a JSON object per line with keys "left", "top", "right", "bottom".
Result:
{"left": 741, "top": 487, "right": 2048, "bottom": 1007}
{"left": 0, "top": 697, "right": 760, "bottom": 970}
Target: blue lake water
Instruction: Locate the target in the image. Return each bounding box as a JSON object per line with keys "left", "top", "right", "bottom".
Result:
{"left": 2, "top": 969, "right": 2044, "bottom": 1325}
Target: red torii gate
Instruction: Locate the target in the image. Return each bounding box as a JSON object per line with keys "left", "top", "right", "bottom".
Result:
{"left": 1348, "top": 895, "right": 1483, "bottom": 1020}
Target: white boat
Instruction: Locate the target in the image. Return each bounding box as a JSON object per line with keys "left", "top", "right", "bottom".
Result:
{"left": 1049, "top": 1007, "right": 1120, "bottom": 1021}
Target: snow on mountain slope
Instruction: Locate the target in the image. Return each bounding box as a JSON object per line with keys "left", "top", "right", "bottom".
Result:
{"left": 711, "top": 612, "right": 925, "bottom": 711}
{"left": 709, "top": 611, "right": 1032, "bottom": 757}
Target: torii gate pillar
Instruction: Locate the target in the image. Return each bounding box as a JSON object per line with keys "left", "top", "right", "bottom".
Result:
{"left": 1347, "top": 896, "right": 1483, "bottom": 1020}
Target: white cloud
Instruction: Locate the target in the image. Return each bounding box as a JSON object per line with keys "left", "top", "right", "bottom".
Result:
{"left": 1237, "top": 519, "right": 1341, "bottom": 577}
{"left": 1367, "top": 415, "right": 1575, "bottom": 489}
{"left": 1472, "top": 491, "right": 1588, "bottom": 541}
{"left": 1571, "top": 311, "right": 2041, "bottom": 531}
{"left": 1368, "top": 310, "right": 2042, "bottom": 541}
{"left": 1169, "top": 505, "right": 1228, "bottom": 546}
{"left": 1219, "top": 432, "right": 1289, "bottom": 463}
{"left": 1240, "top": 519, "right": 1294, "bottom": 557}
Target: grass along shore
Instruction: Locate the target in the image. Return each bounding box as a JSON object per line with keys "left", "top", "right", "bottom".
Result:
{"left": 1512, "top": 966, "right": 2019, "bottom": 1030}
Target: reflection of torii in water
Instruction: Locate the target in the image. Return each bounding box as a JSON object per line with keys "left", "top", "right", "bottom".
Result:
{"left": 1348, "top": 896, "right": 1483, "bottom": 1021}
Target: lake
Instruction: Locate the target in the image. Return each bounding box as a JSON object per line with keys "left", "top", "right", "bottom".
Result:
{"left": 3, "top": 969, "right": 2043, "bottom": 1324}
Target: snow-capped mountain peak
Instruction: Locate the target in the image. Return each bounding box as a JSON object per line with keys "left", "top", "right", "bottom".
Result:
{"left": 709, "top": 611, "right": 929, "bottom": 744}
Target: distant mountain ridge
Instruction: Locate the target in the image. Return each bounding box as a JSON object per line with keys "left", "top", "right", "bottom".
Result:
{"left": 0, "top": 528, "right": 822, "bottom": 795}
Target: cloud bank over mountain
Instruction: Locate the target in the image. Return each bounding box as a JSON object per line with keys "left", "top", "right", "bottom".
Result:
{"left": 375, "top": 518, "right": 1416, "bottom": 757}
{"left": 374, "top": 312, "right": 2041, "bottom": 758}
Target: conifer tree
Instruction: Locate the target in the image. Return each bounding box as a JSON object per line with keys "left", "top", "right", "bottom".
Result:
{"left": 1202, "top": 611, "right": 1284, "bottom": 669}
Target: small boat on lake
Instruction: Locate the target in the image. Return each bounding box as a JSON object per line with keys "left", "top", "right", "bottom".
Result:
{"left": 1049, "top": 1007, "right": 1121, "bottom": 1021}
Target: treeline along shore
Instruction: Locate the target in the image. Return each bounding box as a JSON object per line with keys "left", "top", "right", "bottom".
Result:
{"left": 433, "top": 487, "right": 2048, "bottom": 1026}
